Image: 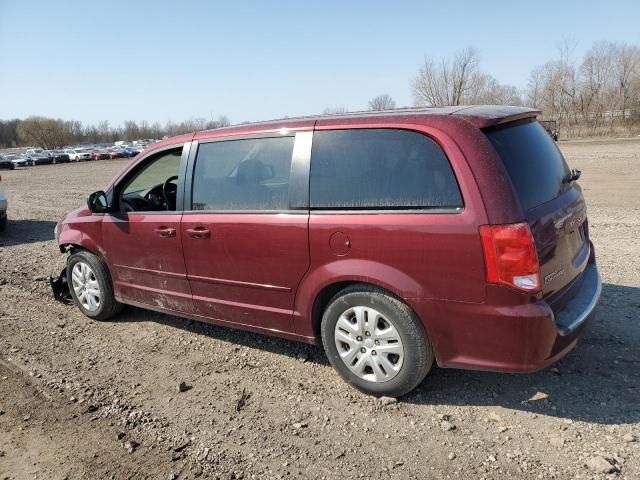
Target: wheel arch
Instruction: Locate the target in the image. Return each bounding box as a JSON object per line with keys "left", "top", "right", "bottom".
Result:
{"left": 59, "top": 242, "right": 110, "bottom": 272}
{"left": 302, "top": 277, "right": 432, "bottom": 345}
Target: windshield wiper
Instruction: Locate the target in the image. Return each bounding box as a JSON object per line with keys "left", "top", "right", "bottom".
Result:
{"left": 562, "top": 169, "right": 582, "bottom": 184}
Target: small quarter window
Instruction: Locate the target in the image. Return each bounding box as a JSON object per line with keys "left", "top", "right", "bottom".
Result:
{"left": 310, "top": 129, "right": 462, "bottom": 210}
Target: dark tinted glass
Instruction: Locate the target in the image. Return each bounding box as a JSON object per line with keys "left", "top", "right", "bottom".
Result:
{"left": 192, "top": 136, "right": 294, "bottom": 211}
{"left": 310, "top": 129, "right": 462, "bottom": 209}
{"left": 485, "top": 120, "right": 571, "bottom": 211}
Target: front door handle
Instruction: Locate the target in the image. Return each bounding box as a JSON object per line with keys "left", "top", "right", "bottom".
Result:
{"left": 154, "top": 226, "right": 176, "bottom": 238}
{"left": 186, "top": 227, "right": 211, "bottom": 239}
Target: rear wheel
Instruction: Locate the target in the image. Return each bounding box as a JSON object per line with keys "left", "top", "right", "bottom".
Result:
{"left": 0, "top": 215, "right": 6, "bottom": 232}
{"left": 67, "top": 251, "right": 123, "bottom": 321}
{"left": 321, "top": 284, "right": 433, "bottom": 397}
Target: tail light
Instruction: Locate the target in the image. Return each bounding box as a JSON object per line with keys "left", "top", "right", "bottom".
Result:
{"left": 479, "top": 223, "right": 541, "bottom": 293}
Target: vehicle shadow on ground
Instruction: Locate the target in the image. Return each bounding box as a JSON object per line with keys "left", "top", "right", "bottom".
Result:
{"left": 406, "top": 282, "right": 640, "bottom": 426}
{"left": 0, "top": 219, "right": 57, "bottom": 246}
{"left": 116, "top": 282, "right": 638, "bottom": 426}
{"left": 119, "top": 307, "right": 331, "bottom": 366}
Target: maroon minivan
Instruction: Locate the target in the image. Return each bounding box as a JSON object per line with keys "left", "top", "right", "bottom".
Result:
{"left": 55, "top": 106, "right": 600, "bottom": 397}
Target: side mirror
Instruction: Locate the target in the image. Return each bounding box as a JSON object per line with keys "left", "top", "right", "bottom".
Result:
{"left": 87, "top": 190, "right": 109, "bottom": 213}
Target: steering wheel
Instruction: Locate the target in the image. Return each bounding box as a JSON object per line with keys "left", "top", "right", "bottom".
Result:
{"left": 163, "top": 176, "right": 179, "bottom": 210}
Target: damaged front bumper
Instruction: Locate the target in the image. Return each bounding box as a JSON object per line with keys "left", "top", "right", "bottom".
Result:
{"left": 50, "top": 267, "right": 73, "bottom": 305}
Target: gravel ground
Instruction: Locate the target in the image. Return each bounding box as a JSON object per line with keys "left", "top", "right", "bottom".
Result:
{"left": 0, "top": 138, "right": 638, "bottom": 480}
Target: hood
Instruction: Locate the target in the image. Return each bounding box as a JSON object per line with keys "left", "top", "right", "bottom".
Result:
{"left": 61, "top": 206, "right": 92, "bottom": 222}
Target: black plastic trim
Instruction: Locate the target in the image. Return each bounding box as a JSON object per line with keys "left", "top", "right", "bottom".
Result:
{"left": 309, "top": 207, "right": 464, "bottom": 215}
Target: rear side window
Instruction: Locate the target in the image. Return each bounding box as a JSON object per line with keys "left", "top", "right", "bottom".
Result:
{"left": 485, "top": 120, "right": 571, "bottom": 211}
{"left": 310, "top": 129, "right": 462, "bottom": 209}
{"left": 192, "top": 136, "right": 294, "bottom": 211}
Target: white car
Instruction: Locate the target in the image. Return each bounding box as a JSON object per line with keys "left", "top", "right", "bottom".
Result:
{"left": 64, "top": 148, "right": 91, "bottom": 161}
{"left": 6, "top": 154, "right": 29, "bottom": 168}
{"left": 0, "top": 177, "right": 7, "bottom": 232}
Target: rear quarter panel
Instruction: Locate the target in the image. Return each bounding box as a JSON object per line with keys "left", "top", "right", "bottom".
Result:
{"left": 294, "top": 118, "right": 491, "bottom": 338}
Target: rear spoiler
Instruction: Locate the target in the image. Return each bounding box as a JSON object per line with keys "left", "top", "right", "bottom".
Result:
{"left": 452, "top": 106, "right": 541, "bottom": 129}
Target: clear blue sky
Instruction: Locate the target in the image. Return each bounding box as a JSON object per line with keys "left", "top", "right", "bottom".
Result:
{"left": 1, "top": 0, "right": 639, "bottom": 126}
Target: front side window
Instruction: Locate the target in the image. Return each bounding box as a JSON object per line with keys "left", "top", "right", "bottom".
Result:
{"left": 310, "top": 129, "right": 462, "bottom": 210}
{"left": 119, "top": 148, "right": 182, "bottom": 212}
{"left": 191, "top": 136, "right": 294, "bottom": 211}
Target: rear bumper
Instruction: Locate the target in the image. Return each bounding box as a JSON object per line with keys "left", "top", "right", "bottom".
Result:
{"left": 420, "top": 262, "right": 601, "bottom": 372}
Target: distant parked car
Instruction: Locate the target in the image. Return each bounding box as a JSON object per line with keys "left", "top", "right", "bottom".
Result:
{"left": 107, "top": 147, "right": 124, "bottom": 159}
{"left": 65, "top": 148, "right": 91, "bottom": 161}
{"left": 24, "top": 149, "right": 53, "bottom": 166}
{"left": 0, "top": 154, "right": 16, "bottom": 170}
{"left": 129, "top": 145, "right": 146, "bottom": 154}
{"left": 109, "top": 146, "right": 136, "bottom": 158}
{"left": 11, "top": 155, "right": 29, "bottom": 168}
{"left": 46, "top": 150, "right": 71, "bottom": 164}
{"left": 540, "top": 120, "right": 559, "bottom": 141}
{"left": 90, "top": 149, "right": 110, "bottom": 160}
{"left": 1, "top": 154, "right": 28, "bottom": 168}
{"left": 0, "top": 176, "right": 7, "bottom": 232}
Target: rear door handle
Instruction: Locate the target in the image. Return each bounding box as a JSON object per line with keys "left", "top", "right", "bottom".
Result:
{"left": 154, "top": 226, "right": 176, "bottom": 238}
{"left": 186, "top": 227, "right": 211, "bottom": 239}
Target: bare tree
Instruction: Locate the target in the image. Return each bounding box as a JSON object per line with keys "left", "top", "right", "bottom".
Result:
{"left": 524, "top": 39, "right": 640, "bottom": 133}
{"left": 413, "top": 47, "right": 481, "bottom": 106}
{"left": 580, "top": 42, "right": 615, "bottom": 127}
{"left": 612, "top": 43, "right": 640, "bottom": 120}
{"left": 412, "top": 47, "right": 519, "bottom": 106}
{"left": 368, "top": 94, "right": 396, "bottom": 111}
{"left": 16, "top": 117, "right": 71, "bottom": 149}
{"left": 526, "top": 66, "right": 546, "bottom": 109}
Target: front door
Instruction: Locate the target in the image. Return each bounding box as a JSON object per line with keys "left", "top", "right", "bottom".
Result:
{"left": 181, "top": 133, "right": 311, "bottom": 333}
{"left": 103, "top": 144, "right": 193, "bottom": 313}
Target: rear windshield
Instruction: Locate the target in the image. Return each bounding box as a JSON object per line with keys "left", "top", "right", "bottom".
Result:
{"left": 485, "top": 120, "right": 571, "bottom": 211}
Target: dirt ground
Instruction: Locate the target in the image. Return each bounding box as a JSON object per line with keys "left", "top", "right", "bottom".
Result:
{"left": 0, "top": 138, "right": 638, "bottom": 480}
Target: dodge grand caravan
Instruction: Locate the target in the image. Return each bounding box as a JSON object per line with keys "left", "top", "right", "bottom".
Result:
{"left": 54, "top": 106, "right": 601, "bottom": 397}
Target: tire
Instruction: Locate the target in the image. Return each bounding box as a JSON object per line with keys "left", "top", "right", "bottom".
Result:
{"left": 0, "top": 215, "right": 6, "bottom": 232}
{"left": 321, "top": 284, "right": 433, "bottom": 397}
{"left": 66, "top": 251, "right": 123, "bottom": 321}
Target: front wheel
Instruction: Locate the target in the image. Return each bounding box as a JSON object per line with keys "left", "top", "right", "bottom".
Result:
{"left": 67, "top": 251, "right": 123, "bottom": 321}
{"left": 321, "top": 284, "right": 433, "bottom": 397}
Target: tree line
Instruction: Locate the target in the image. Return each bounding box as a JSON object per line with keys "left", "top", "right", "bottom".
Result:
{"left": 0, "top": 116, "right": 231, "bottom": 149}
{"left": 329, "top": 40, "right": 640, "bottom": 135}
{"left": 2, "top": 39, "right": 639, "bottom": 148}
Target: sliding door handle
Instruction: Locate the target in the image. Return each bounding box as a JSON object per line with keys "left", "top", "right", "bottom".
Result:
{"left": 186, "top": 227, "right": 211, "bottom": 239}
